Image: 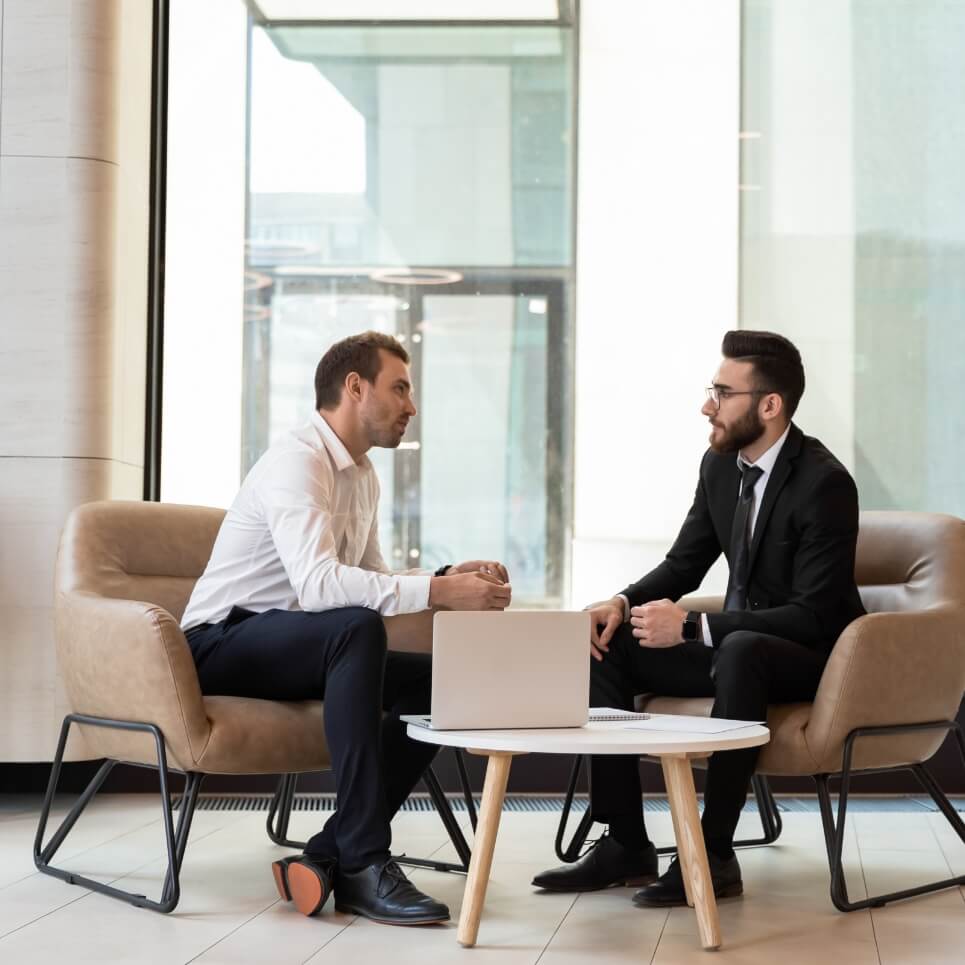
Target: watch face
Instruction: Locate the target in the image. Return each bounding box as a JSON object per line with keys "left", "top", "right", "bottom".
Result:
{"left": 682, "top": 619, "right": 698, "bottom": 641}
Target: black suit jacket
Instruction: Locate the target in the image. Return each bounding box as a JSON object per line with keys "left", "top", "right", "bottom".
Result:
{"left": 619, "top": 423, "right": 865, "bottom": 653}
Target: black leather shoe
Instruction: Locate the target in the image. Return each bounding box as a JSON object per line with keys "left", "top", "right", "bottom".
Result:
{"left": 532, "top": 834, "right": 658, "bottom": 892}
{"left": 272, "top": 855, "right": 336, "bottom": 917}
{"left": 334, "top": 859, "right": 450, "bottom": 925}
{"left": 632, "top": 852, "right": 743, "bottom": 907}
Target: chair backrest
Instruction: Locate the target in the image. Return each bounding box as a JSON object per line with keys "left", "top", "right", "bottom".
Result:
{"left": 56, "top": 500, "right": 226, "bottom": 619}
{"left": 855, "top": 511, "right": 965, "bottom": 615}
{"left": 54, "top": 501, "right": 227, "bottom": 768}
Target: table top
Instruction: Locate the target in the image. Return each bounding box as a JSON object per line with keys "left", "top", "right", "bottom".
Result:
{"left": 403, "top": 718, "right": 770, "bottom": 756}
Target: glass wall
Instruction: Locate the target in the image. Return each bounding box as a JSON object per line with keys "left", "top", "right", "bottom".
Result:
{"left": 740, "top": 0, "right": 965, "bottom": 518}
{"left": 244, "top": 22, "right": 575, "bottom": 604}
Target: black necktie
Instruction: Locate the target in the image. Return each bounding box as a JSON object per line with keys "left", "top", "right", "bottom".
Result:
{"left": 724, "top": 464, "right": 765, "bottom": 612}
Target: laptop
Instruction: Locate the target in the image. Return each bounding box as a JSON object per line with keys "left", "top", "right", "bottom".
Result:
{"left": 402, "top": 610, "right": 592, "bottom": 730}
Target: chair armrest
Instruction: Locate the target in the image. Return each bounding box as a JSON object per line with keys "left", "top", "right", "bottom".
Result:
{"left": 55, "top": 591, "right": 211, "bottom": 770}
{"left": 384, "top": 609, "right": 434, "bottom": 654}
{"left": 805, "top": 608, "right": 965, "bottom": 771}
{"left": 679, "top": 595, "right": 724, "bottom": 614}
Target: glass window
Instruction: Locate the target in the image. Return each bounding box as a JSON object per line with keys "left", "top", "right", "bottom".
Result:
{"left": 740, "top": 0, "right": 964, "bottom": 518}
{"left": 244, "top": 21, "right": 575, "bottom": 604}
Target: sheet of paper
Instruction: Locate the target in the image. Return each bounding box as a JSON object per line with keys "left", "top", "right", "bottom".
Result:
{"left": 622, "top": 714, "right": 764, "bottom": 734}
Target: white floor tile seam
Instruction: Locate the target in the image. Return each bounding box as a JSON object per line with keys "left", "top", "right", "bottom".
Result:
{"left": 924, "top": 810, "right": 964, "bottom": 885}
{"left": 181, "top": 897, "right": 288, "bottom": 965}
{"left": 3, "top": 807, "right": 259, "bottom": 901}
{"left": 0, "top": 820, "right": 234, "bottom": 944}
{"left": 0, "top": 808, "right": 203, "bottom": 898}
{"left": 530, "top": 891, "right": 580, "bottom": 965}
{"left": 852, "top": 816, "right": 885, "bottom": 964}
{"left": 305, "top": 916, "right": 388, "bottom": 965}
{"left": 300, "top": 916, "right": 359, "bottom": 965}
{"left": 3, "top": 809, "right": 964, "bottom": 964}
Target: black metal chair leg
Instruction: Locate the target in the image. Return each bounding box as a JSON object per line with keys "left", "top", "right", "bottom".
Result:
{"left": 266, "top": 773, "right": 306, "bottom": 849}
{"left": 555, "top": 755, "right": 594, "bottom": 862}
{"left": 734, "top": 774, "right": 784, "bottom": 848}
{"left": 454, "top": 748, "right": 478, "bottom": 832}
{"left": 268, "top": 749, "right": 478, "bottom": 874}
{"left": 396, "top": 763, "right": 474, "bottom": 873}
{"left": 34, "top": 713, "right": 195, "bottom": 913}
{"left": 814, "top": 720, "right": 965, "bottom": 912}
{"left": 554, "top": 755, "right": 784, "bottom": 863}
{"left": 163, "top": 772, "right": 205, "bottom": 905}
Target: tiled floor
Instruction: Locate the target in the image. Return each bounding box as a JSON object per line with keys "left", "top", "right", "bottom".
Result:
{"left": 1, "top": 795, "right": 963, "bottom": 964}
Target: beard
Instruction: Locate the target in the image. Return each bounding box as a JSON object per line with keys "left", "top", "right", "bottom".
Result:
{"left": 362, "top": 398, "right": 407, "bottom": 449}
{"left": 709, "top": 405, "right": 765, "bottom": 454}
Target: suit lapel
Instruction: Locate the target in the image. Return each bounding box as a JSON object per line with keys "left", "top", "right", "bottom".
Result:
{"left": 747, "top": 424, "right": 803, "bottom": 574}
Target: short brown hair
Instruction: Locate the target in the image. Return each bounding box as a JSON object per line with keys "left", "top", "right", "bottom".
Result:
{"left": 722, "top": 329, "right": 805, "bottom": 419}
{"left": 314, "top": 331, "right": 410, "bottom": 410}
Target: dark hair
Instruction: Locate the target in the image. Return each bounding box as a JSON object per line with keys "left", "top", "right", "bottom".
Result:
{"left": 721, "top": 330, "right": 805, "bottom": 419}
{"left": 314, "top": 331, "right": 410, "bottom": 410}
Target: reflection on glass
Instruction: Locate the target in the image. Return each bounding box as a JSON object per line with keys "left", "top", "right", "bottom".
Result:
{"left": 740, "top": 0, "right": 965, "bottom": 519}
{"left": 244, "top": 22, "right": 575, "bottom": 604}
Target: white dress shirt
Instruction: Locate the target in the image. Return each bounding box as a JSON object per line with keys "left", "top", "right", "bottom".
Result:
{"left": 181, "top": 411, "right": 431, "bottom": 631}
{"left": 618, "top": 424, "right": 791, "bottom": 647}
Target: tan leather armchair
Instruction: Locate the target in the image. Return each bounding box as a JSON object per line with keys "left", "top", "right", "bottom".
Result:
{"left": 34, "top": 500, "right": 455, "bottom": 913}
{"left": 558, "top": 511, "right": 965, "bottom": 911}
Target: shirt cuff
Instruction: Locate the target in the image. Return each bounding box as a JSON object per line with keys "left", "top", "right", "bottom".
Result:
{"left": 701, "top": 612, "right": 713, "bottom": 647}
{"left": 398, "top": 574, "right": 432, "bottom": 614}
{"left": 617, "top": 594, "right": 631, "bottom": 622}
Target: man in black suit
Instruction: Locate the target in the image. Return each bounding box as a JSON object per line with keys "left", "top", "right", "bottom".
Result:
{"left": 533, "top": 330, "right": 865, "bottom": 906}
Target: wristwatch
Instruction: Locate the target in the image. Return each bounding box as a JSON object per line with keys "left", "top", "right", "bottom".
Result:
{"left": 681, "top": 611, "right": 700, "bottom": 642}
{"left": 434, "top": 564, "right": 453, "bottom": 577}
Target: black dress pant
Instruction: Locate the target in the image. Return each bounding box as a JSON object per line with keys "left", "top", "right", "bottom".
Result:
{"left": 590, "top": 623, "right": 828, "bottom": 854}
{"left": 185, "top": 605, "right": 437, "bottom": 871}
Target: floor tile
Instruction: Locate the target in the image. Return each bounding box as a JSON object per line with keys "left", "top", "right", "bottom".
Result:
{"left": 4, "top": 798, "right": 965, "bottom": 964}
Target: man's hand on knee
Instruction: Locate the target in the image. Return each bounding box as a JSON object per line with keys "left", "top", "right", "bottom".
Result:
{"left": 588, "top": 599, "right": 624, "bottom": 662}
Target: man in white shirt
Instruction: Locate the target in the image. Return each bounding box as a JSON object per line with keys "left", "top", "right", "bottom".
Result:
{"left": 182, "top": 331, "right": 511, "bottom": 926}
{"left": 533, "top": 330, "right": 864, "bottom": 907}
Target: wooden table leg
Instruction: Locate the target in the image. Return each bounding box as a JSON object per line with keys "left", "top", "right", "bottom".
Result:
{"left": 457, "top": 752, "right": 514, "bottom": 947}
{"left": 661, "top": 754, "right": 722, "bottom": 951}
{"left": 663, "top": 763, "right": 695, "bottom": 908}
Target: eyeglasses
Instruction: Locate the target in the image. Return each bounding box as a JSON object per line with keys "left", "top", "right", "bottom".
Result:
{"left": 704, "top": 386, "right": 770, "bottom": 409}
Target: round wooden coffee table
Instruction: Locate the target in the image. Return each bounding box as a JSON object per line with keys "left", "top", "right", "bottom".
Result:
{"left": 405, "top": 719, "right": 770, "bottom": 951}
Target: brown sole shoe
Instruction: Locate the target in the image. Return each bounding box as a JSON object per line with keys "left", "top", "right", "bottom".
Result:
{"left": 271, "top": 856, "right": 298, "bottom": 902}
{"left": 287, "top": 860, "right": 332, "bottom": 917}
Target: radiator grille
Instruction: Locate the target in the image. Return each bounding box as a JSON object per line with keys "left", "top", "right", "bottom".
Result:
{"left": 175, "top": 793, "right": 962, "bottom": 814}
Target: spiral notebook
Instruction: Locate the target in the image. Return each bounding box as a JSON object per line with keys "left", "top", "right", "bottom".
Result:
{"left": 589, "top": 707, "right": 651, "bottom": 722}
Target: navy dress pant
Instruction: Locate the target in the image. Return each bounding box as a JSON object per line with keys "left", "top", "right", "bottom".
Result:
{"left": 589, "top": 623, "right": 828, "bottom": 855}
{"left": 186, "top": 605, "right": 436, "bottom": 870}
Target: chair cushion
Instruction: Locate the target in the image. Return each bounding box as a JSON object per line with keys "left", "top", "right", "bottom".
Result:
{"left": 194, "top": 696, "right": 330, "bottom": 775}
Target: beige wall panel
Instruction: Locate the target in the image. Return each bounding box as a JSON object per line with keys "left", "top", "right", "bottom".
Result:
{"left": 67, "top": 0, "right": 120, "bottom": 164}
{"left": 0, "top": 456, "right": 121, "bottom": 761}
{"left": 0, "top": 456, "right": 109, "bottom": 607}
{"left": 110, "top": 459, "right": 144, "bottom": 499}
{"left": 1, "top": 607, "right": 91, "bottom": 761}
{"left": 0, "top": 0, "right": 67, "bottom": 157}
{"left": 0, "top": 0, "right": 120, "bottom": 164}
{"left": 0, "top": 156, "right": 116, "bottom": 459}
{"left": 0, "top": 156, "right": 68, "bottom": 455}
{"left": 111, "top": 0, "right": 152, "bottom": 471}
{"left": 64, "top": 157, "right": 117, "bottom": 458}
{"left": 0, "top": 2, "right": 149, "bottom": 765}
